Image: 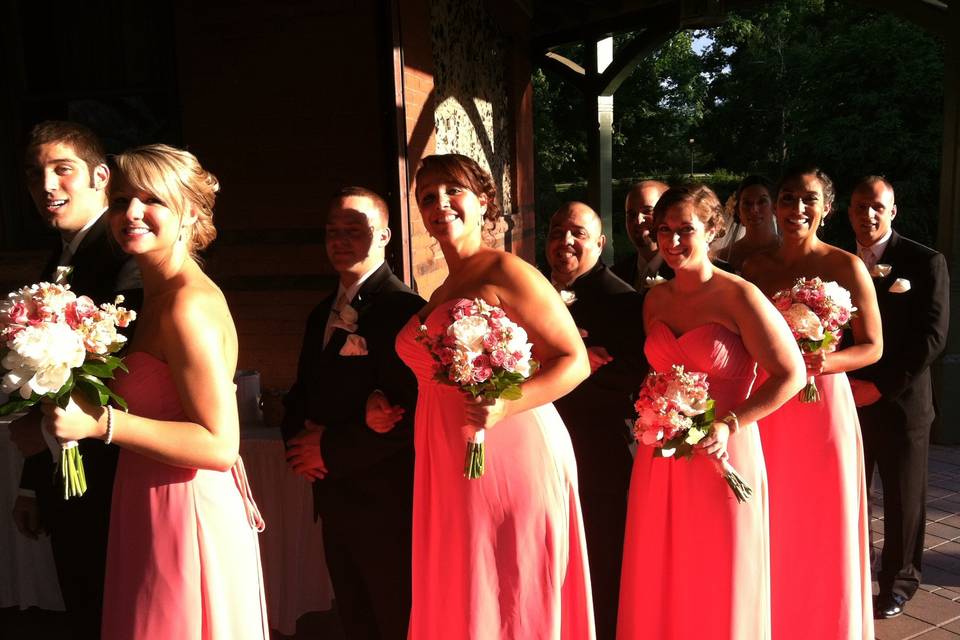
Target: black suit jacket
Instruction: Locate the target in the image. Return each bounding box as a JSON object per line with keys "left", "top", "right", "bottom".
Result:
{"left": 281, "top": 262, "right": 424, "bottom": 523}
{"left": 19, "top": 213, "right": 142, "bottom": 508}
{"left": 552, "top": 262, "right": 648, "bottom": 494}
{"left": 849, "top": 231, "right": 949, "bottom": 431}
{"left": 611, "top": 251, "right": 674, "bottom": 289}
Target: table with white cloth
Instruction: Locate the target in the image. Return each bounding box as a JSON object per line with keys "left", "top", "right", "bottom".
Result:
{"left": 0, "top": 413, "right": 65, "bottom": 611}
{"left": 240, "top": 427, "right": 334, "bottom": 635}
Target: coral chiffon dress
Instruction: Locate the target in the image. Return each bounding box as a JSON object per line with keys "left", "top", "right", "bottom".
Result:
{"left": 618, "top": 321, "right": 770, "bottom": 639}
{"left": 396, "top": 299, "right": 595, "bottom": 640}
{"left": 102, "top": 351, "right": 269, "bottom": 640}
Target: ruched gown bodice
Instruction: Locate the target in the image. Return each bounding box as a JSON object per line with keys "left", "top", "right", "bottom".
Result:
{"left": 396, "top": 299, "right": 595, "bottom": 640}
{"left": 102, "top": 352, "right": 269, "bottom": 640}
{"left": 618, "top": 321, "right": 770, "bottom": 639}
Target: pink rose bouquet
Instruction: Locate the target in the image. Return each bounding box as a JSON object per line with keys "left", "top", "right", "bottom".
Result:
{"left": 0, "top": 281, "right": 136, "bottom": 498}
{"left": 417, "top": 298, "right": 539, "bottom": 479}
{"left": 633, "top": 364, "right": 753, "bottom": 503}
{"left": 771, "top": 277, "right": 855, "bottom": 403}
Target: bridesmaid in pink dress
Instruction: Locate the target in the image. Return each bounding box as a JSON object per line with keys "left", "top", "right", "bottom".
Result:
{"left": 394, "top": 154, "right": 595, "bottom": 639}
{"left": 743, "top": 166, "right": 881, "bottom": 639}
{"left": 618, "top": 185, "right": 805, "bottom": 640}
{"left": 45, "top": 145, "right": 269, "bottom": 640}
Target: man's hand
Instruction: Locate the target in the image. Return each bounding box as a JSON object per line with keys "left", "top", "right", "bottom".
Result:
{"left": 850, "top": 379, "right": 882, "bottom": 407}
{"left": 366, "top": 391, "right": 404, "bottom": 434}
{"left": 12, "top": 495, "right": 43, "bottom": 540}
{"left": 9, "top": 413, "right": 47, "bottom": 457}
{"left": 585, "top": 345, "right": 614, "bottom": 374}
{"left": 286, "top": 420, "right": 328, "bottom": 481}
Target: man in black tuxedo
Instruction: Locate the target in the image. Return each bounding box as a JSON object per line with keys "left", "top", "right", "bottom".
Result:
{"left": 547, "top": 201, "right": 647, "bottom": 640}
{"left": 9, "top": 121, "right": 141, "bottom": 640}
{"left": 612, "top": 180, "right": 673, "bottom": 289}
{"left": 282, "top": 187, "right": 424, "bottom": 639}
{"left": 846, "top": 176, "right": 949, "bottom": 619}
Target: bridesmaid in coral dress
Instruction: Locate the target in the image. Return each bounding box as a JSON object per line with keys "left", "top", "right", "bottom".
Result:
{"left": 393, "top": 154, "right": 595, "bottom": 639}
{"left": 45, "top": 145, "right": 268, "bottom": 640}
{"left": 743, "top": 166, "right": 881, "bottom": 639}
{"left": 618, "top": 185, "right": 804, "bottom": 640}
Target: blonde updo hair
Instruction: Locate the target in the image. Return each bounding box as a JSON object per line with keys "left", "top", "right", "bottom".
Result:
{"left": 653, "top": 184, "right": 727, "bottom": 239}
{"left": 110, "top": 144, "right": 219, "bottom": 254}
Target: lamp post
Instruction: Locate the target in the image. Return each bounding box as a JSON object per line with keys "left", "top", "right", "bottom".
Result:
{"left": 688, "top": 138, "right": 695, "bottom": 176}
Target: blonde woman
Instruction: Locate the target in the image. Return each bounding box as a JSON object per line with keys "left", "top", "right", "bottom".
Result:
{"left": 45, "top": 145, "right": 268, "bottom": 640}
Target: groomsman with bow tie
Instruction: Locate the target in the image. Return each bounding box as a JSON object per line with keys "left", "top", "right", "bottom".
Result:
{"left": 547, "top": 201, "right": 647, "bottom": 640}
{"left": 613, "top": 180, "right": 672, "bottom": 289}
{"left": 9, "top": 121, "right": 142, "bottom": 640}
{"left": 282, "top": 187, "right": 424, "bottom": 639}
{"left": 847, "top": 176, "right": 950, "bottom": 619}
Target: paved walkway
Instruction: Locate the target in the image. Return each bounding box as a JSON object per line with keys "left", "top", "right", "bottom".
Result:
{"left": 875, "top": 445, "right": 960, "bottom": 639}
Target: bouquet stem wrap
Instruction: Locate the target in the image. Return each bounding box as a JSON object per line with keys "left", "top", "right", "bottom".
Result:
{"left": 716, "top": 457, "right": 752, "bottom": 503}
{"left": 463, "top": 428, "right": 485, "bottom": 479}
{"left": 800, "top": 375, "right": 820, "bottom": 403}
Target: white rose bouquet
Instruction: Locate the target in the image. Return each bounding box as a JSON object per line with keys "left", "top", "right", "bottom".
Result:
{"left": 771, "top": 277, "right": 856, "bottom": 403}
{"left": 417, "top": 298, "right": 539, "bottom": 479}
{"left": 0, "top": 282, "right": 136, "bottom": 498}
{"left": 633, "top": 364, "right": 753, "bottom": 503}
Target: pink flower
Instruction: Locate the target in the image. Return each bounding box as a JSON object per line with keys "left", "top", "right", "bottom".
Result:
{"left": 64, "top": 296, "right": 97, "bottom": 329}
{"left": 489, "top": 349, "right": 506, "bottom": 367}
{"left": 472, "top": 366, "right": 492, "bottom": 383}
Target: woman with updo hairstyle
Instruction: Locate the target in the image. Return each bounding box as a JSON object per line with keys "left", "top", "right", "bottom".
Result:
{"left": 617, "top": 184, "right": 804, "bottom": 639}
{"left": 742, "top": 166, "right": 880, "bottom": 639}
{"left": 725, "top": 174, "right": 779, "bottom": 271}
{"left": 45, "top": 144, "right": 269, "bottom": 639}
{"left": 387, "top": 153, "right": 596, "bottom": 638}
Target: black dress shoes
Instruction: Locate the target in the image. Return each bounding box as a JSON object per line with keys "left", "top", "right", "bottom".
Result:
{"left": 874, "top": 593, "right": 908, "bottom": 619}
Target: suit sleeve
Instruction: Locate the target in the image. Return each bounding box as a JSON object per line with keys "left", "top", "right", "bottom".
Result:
{"left": 861, "top": 252, "right": 950, "bottom": 399}
{"left": 280, "top": 306, "right": 326, "bottom": 444}
{"left": 319, "top": 294, "right": 424, "bottom": 478}
{"left": 586, "top": 292, "right": 648, "bottom": 402}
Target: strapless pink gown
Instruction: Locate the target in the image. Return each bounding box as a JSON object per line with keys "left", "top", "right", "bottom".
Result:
{"left": 396, "top": 299, "right": 595, "bottom": 640}
{"left": 618, "top": 321, "right": 770, "bottom": 639}
{"left": 102, "top": 352, "right": 269, "bottom": 640}
{"left": 759, "top": 372, "right": 873, "bottom": 639}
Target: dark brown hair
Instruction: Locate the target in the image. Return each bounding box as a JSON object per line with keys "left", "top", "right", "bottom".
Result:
{"left": 778, "top": 165, "right": 836, "bottom": 213}
{"left": 653, "top": 184, "right": 727, "bottom": 238}
{"left": 331, "top": 186, "right": 389, "bottom": 226}
{"left": 414, "top": 154, "right": 501, "bottom": 222}
{"left": 27, "top": 121, "right": 107, "bottom": 176}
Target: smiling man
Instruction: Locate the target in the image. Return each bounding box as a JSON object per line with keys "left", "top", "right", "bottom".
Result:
{"left": 11, "top": 121, "right": 141, "bottom": 640}
{"left": 546, "top": 201, "right": 647, "bottom": 640}
{"left": 613, "top": 180, "right": 671, "bottom": 289}
{"left": 281, "top": 186, "right": 423, "bottom": 639}
{"left": 846, "top": 176, "right": 949, "bottom": 619}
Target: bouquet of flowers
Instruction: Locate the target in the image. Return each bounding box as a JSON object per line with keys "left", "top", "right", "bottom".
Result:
{"left": 417, "top": 298, "right": 539, "bottom": 479}
{"left": 0, "top": 281, "right": 136, "bottom": 498}
{"left": 771, "top": 277, "right": 855, "bottom": 403}
{"left": 633, "top": 364, "right": 753, "bottom": 503}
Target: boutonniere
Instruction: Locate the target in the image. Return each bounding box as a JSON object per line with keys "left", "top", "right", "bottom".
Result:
{"left": 644, "top": 275, "right": 667, "bottom": 288}
{"left": 331, "top": 304, "right": 359, "bottom": 333}
{"left": 558, "top": 289, "right": 577, "bottom": 306}
{"left": 53, "top": 265, "right": 74, "bottom": 285}
{"left": 889, "top": 278, "right": 911, "bottom": 293}
{"left": 339, "top": 333, "right": 368, "bottom": 356}
{"left": 870, "top": 263, "right": 892, "bottom": 278}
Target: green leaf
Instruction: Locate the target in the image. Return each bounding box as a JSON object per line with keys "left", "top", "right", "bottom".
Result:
{"left": 81, "top": 361, "right": 115, "bottom": 378}
{"left": 0, "top": 398, "right": 38, "bottom": 415}
{"left": 500, "top": 386, "right": 523, "bottom": 401}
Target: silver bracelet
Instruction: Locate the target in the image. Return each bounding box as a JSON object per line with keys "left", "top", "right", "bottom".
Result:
{"left": 722, "top": 411, "right": 740, "bottom": 434}
{"left": 104, "top": 405, "right": 115, "bottom": 445}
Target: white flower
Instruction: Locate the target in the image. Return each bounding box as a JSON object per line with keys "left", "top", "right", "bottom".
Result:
{"left": 782, "top": 303, "right": 824, "bottom": 340}
{"left": 2, "top": 323, "right": 85, "bottom": 398}
{"left": 448, "top": 315, "right": 489, "bottom": 355}
{"left": 821, "top": 281, "right": 853, "bottom": 309}
{"left": 644, "top": 275, "right": 667, "bottom": 288}
{"left": 870, "top": 263, "right": 893, "bottom": 278}
{"left": 558, "top": 289, "right": 577, "bottom": 306}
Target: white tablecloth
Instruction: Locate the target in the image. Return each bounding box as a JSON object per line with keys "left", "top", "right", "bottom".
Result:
{"left": 0, "top": 417, "right": 65, "bottom": 611}
{"left": 240, "top": 430, "right": 334, "bottom": 635}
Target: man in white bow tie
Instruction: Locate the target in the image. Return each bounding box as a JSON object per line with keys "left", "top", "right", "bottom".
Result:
{"left": 847, "top": 175, "right": 949, "bottom": 619}
{"left": 282, "top": 187, "right": 424, "bottom": 639}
